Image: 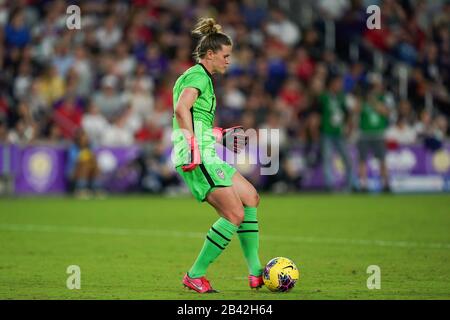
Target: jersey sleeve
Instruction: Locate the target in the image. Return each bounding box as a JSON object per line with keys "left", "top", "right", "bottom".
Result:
{"left": 180, "top": 72, "right": 209, "bottom": 96}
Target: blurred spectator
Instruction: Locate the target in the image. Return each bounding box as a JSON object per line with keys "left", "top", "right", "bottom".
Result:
{"left": 28, "top": 80, "right": 51, "bottom": 123}
{"left": 47, "top": 122, "right": 64, "bottom": 144}
{"left": 125, "top": 63, "right": 154, "bottom": 94}
{"left": 385, "top": 116, "right": 417, "bottom": 147}
{"left": 432, "top": 115, "right": 448, "bottom": 143}
{"left": 100, "top": 113, "right": 134, "bottom": 147}
{"left": 52, "top": 41, "right": 74, "bottom": 78}
{"left": 408, "top": 68, "right": 428, "bottom": 110}
{"left": 362, "top": 20, "right": 396, "bottom": 53}
{"left": 316, "top": 0, "right": 350, "bottom": 20}
{"left": 170, "top": 46, "right": 194, "bottom": 75}
{"left": 113, "top": 42, "right": 136, "bottom": 78}
{"left": 7, "top": 119, "right": 34, "bottom": 144}
{"left": 135, "top": 117, "right": 163, "bottom": 143}
{"left": 53, "top": 95, "right": 83, "bottom": 140}
{"left": 13, "top": 62, "right": 33, "bottom": 101}
{"left": 419, "top": 113, "right": 449, "bottom": 151}
{"left": 0, "top": 92, "right": 9, "bottom": 120}
{"left": 222, "top": 77, "right": 246, "bottom": 111}
{"left": 294, "top": 47, "right": 315, "bottom": 82}
{"left": 81, "top": 101, "right": 108, "bottom": 147}
{"left": 134, "top": 142, "right": 180, "bottom": 193}
{"left": 298, "top": 76, "right": 324, "bottom": 167}
{"left": 0, "top": 119, "right": 7, "bottom": 142}
{"left": 93, "top": 75, "right": 126, "bottom": 121}
{"left": 123, "top": 78, "right": 155, "bottom": 134}
{"left": 241, "top": 0, "right": 267, "bottom": 30}
{"left": 322, "top": 50, "right": 340, "bottom": 79}
{"left": 95, "top": 15, "right": 122, "bottom": 51}
{"left": 4, "top": 9, "right": 30, "bottom": 48}
{"left": 319, "top": 75, "right": 355, "bottom": 191}
{"left": 140, "top": 43, "right": 169, "bottom": 83}
{"left": 72, "top": 46, "right": 94, "bottom": 98}
{"left": 35, "top": 65, "right": 65, "bottom": 108}
{"left": 397, "top": 99, "right": 416, "bottom": 124}
{"left": 242, "top": 82, "right": 270, "bottom": 127}
{"left": 152, "top": 98, "right": 172, "bottom": 129}
{"left": 421, "top": 42, "right": 440, "bottom": 82}
{"left": 265, "top": 46, "right": 288, "bottom": 96}
{"left": 30, "top": 4, "right": 64, "bottom": 61}
{"left": 301, "top": 28, "right": 323, "bottom": 61}
{"left": 66, "top": 129, "right": 103, "bottom": 199}
{"left": 343, "top": 62, "right": 366, "bottom": 93}
{"left": 356, "top": 80, "right": 391, "bottom": 192}
{"left": 414, "top": 109, "right": 433, "bottom": 141}
{"left": 265, "top": 7, "right": 300, "bottom": 47}
{"left": 278, "top": 76, "right": 304, "bottom": 111}
{"left": 258, "top": 110, "right": 289, "bottom": 192}
{"left": 7, "top": 100, "right": 37, "bottom": 142}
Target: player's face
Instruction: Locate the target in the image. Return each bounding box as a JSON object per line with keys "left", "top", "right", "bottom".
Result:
{"left": 212, "top": 45, "right": 232, "bottom": 74}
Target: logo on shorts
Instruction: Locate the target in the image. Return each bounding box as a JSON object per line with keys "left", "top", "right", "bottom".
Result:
{"left": 216, "top": 168, "right": 225, "bottom": 179}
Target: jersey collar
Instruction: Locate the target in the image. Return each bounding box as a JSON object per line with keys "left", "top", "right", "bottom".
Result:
{"left": 198, "top": 63, "right": 213, "bottom": 79}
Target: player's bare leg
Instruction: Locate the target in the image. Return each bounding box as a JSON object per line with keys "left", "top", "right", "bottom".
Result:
{"left": 206, "top": 186, "right": 245, "bottom": 225}
{"left": 232, "top": 171, "right": 260, "bottom": 207}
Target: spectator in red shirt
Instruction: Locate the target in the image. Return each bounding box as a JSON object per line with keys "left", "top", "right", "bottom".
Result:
{"left": 53, "top": 96, "right": 83, "bottom": 140}
{"left": 278, "top": 77, "right": 304, "bottom": 110}
{"left": 295, "top": 48, "right": 315, "bottom": 82}
{"left": 135, "top": 118, "right": 163, "bottom": 143}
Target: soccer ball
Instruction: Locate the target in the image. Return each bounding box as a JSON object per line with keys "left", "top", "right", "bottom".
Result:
{"left": 263, "top": 257, "right": 299, "bottom": 292}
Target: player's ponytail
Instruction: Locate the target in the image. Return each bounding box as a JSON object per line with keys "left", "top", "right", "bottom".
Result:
{"left": 192, "top": 18, "right": 222, "bottom": 36}
{"left": 192, "top": 18, "right": 232, "bottom": 62}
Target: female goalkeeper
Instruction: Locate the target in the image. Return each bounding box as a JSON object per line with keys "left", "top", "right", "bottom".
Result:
{"left": 173, "top": 18, "right": 263, "bottom": 293}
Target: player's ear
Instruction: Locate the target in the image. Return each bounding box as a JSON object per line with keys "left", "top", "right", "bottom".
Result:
{"left": 205, "top": 49, "right": 215, "bottom": 60}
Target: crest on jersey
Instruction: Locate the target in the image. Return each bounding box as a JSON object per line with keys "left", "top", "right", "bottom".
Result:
{"left": 216, "top": 168, "right": 225, "bottom": 180}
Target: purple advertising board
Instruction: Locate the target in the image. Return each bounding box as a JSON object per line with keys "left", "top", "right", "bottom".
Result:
{"left": 13, "top": 145, "right": 67, "bottom": 194}
{"left": 1, "top": 143, "right": 449, "bottom": 195}
{"left": 94, "top": 146, "right": 141, "bottom": 192}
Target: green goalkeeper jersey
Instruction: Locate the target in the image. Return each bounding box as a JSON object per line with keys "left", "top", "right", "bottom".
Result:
{"left": 172, "top": 64, "right": 217, "bottom": 167}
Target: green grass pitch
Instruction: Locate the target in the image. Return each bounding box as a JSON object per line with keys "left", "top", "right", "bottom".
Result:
{"left": 0, "top": 194, "right": 449, "bottom": 300}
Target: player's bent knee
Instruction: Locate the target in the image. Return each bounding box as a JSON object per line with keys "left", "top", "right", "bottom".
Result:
{"left": 244, "top": 192, "right": 260, "bottom": 208}
{"left": 223, "top": 208, "right": 244, "bottom": 226}
{"left": 253, "top": 193, "right": 260, "bottom": 207}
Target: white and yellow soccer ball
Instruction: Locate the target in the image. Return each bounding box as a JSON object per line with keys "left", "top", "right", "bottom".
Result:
{"left": 263, "top": 257, "right": 300, "bottom": 292}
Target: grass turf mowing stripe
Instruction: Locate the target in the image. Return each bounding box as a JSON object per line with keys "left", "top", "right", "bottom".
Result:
{"left": 1, "top": 223, "right": 449, "bottom": 250}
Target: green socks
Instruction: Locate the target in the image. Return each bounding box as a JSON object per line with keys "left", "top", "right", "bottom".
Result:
{"left": 237, "top": 207, "right": 263, "bottom": 276}
{"left": 188, "top": 207, "right": 262, "bottom": 278}
{"left": 188, "top": 217, "right": 238, "bottom": 278}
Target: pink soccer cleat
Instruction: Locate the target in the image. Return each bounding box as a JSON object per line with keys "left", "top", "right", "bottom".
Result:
{"left": 248, "top": 275, "right": 264, "bottom": 289}
{"left": 182, "top": 273, "right": 218, "bottom": 293}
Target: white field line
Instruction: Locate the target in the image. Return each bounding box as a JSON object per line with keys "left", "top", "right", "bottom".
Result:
{"left": 0, "top": 223, "right": 449, "bottom": 250}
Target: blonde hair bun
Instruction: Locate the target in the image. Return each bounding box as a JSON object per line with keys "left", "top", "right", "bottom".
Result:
{"left": 192, "top": 18, "right": 222, "bottom": 36}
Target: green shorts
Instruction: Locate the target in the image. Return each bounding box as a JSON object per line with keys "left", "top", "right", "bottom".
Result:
{"left": 176, "top": 160, "right": 236, "bottom": 202}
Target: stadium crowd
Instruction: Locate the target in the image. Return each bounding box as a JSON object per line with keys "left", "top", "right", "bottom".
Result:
{"left": 0, "top": 0, "right": 449, "bottom": 194}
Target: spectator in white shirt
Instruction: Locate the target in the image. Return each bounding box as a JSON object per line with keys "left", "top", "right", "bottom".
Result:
{"left": 265, "top": 7, "right": 300, "bottom": 47}
{"left": 113, "top": 42, "right": 136, "bottom": 78}
{"left": 95, "top": 15, "right": 122, "bottom": 51}
{"left": 386, "top": 116, "right": 417, "bottom": 145}
{"left": 93, "top": 75, "right": 126, "bottom": 121}
{"left": 100, "top": 113, "right": 134, "bottom": 147}
{"left": 81, "top": 101, "right": 108, "bottom": 146}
